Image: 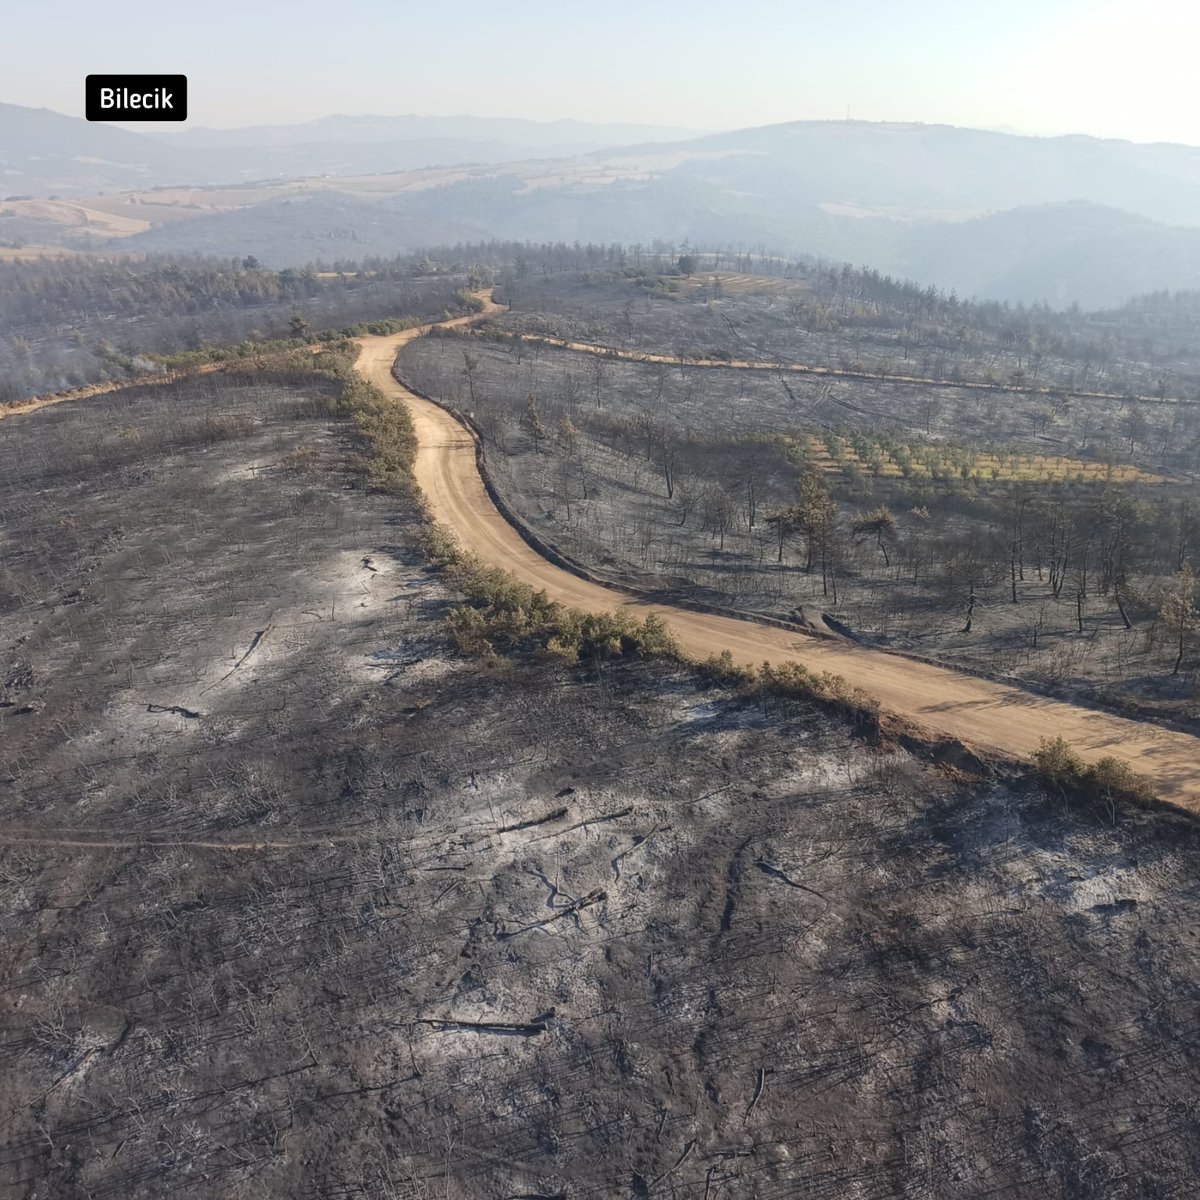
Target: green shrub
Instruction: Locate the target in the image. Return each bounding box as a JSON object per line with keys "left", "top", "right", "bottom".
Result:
{"left": 437, "top": 549, "right": 680, "bottom": 664}
{"left": 149, "top": 313, "right": 446, "bottom": 372}
{"left": 454, "top": 289, "right": 486, "bottom": 313}
{"left": 701, "top": 649, "right": 756, "bottom": 688}
{"left": 1033, "top": 735, "right": 1157, "bottom": 807}
{"left": 701, "top": 651, "right": 879, "bottom": 734}
{"left": 1031, "top": 735, "right": 1086, "bottom": 791}
{"left": 1085, "top": 755, "right": 1158, "bottom": 806}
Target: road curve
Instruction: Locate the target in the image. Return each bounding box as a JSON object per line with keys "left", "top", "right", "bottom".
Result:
{"left": 355, "top": 316, "right": 1200, "bottom": 812}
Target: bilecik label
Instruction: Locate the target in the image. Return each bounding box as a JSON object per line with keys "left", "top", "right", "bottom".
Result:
{"left": 85, "top": 75, "right": 188, "bottom": 121}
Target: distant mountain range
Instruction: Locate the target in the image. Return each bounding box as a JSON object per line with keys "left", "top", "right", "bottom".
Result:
{"left": 0, "top": 103, "right": 188, "bottom": 195}
{"left": 3, "top": 101, "right": 1200, "bottom": 307}
{"left": 685, "top": 121, "right": 1200, "bottom": 228}
{"left": 156, "top": 113, "right": 702, "bottom": 152}
{"left": 0, "top": 103, "right": 700, "bottom": 194}
{"left": 899, "top": 203, "right": 1200, "bottom": 307}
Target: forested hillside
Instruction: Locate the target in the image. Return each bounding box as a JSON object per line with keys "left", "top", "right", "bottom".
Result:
{"left": 399, "top": 261, "right": 1200, "bottom": 729}
{"left": 0, "top": 254, "right": 474, "bottom": 400}
{"left": 6, "top": 242, "right": 1200, "bottom": 403}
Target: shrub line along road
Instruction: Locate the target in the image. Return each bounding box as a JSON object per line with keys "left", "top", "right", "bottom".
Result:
{"left": 355, "top": 306, "right": 1200, "bottom": 813}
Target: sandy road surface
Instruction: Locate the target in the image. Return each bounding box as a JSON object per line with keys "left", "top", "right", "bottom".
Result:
{"left": 356, "top": 317, "right": 1200, "bottom": 812}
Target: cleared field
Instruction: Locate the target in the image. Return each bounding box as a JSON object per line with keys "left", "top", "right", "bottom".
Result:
{"left": 81, "top": 195, "right": 212, "bottom": 222}
{"left": 0, "top": 244, "right": 89, "bottom": 261}
{"left": 681, "top": 270, "right": 808, "bottom": 295}
{"left": 4, "top": 147, "right": 757, "bottom": 248}
{"left": 0, "top": 198, "right": 152, "bottom": 236}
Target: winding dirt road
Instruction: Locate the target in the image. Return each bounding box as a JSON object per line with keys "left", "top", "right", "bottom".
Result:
{"left": 495, "top": 331, "right": 1171, "bottom": 406}
{"left": 355, "top": 314, "right": 1200, "bottom": 813}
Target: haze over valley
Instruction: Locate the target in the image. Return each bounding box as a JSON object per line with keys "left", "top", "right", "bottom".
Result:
{"left": 5, "top": 101, "right": 1200, "bottom": 306}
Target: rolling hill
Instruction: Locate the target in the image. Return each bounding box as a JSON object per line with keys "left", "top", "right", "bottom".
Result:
{"left": 0, "top": 101, "right": 700, "bottom": 195}
{"left": 5, "top": 103, "right": 1200, "bottom": 305}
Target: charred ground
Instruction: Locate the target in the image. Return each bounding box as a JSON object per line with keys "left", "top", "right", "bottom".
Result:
{"left": 2, "top": 354, "right": 1200, "bottom": 1197}
{"left": 398, "top": 268, "right": 1200, "bottom": 730}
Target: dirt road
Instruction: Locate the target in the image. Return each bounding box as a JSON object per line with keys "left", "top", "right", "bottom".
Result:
{"left": 0, "top": 347, "right": 325, "bottom": 425}
{"left": 356, "top": 318, "right": 1200, "bottom": 812}
{"left": 499, "top": 331, "right": 1164, "bottom": 406}
{"left": 0, "top": 369, "right": 207, "bottom": 424}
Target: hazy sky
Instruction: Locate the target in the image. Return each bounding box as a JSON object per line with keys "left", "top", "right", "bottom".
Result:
{"left": 6, "top": 0, "right": 1199, "bottom": 145}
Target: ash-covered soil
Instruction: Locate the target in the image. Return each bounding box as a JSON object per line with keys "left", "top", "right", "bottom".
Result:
{"left": 497, "top": 272, "right": 1200, "bottom": 441}
{"left": 397, "top": 323, "right": 1200, "bottom": 733}
{"left": 2, "top": 375, "right": 1200, "bottom": 1198}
